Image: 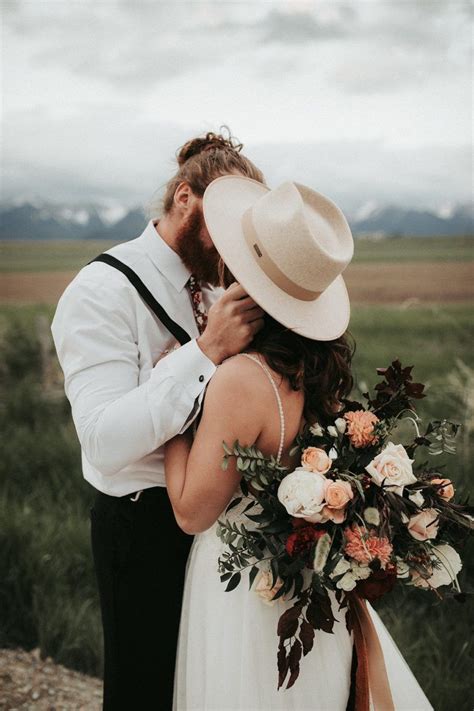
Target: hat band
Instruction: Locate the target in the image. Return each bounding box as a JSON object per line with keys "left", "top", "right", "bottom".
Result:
{"left": 242, "top": 210, "right": 321, "bottom": 302}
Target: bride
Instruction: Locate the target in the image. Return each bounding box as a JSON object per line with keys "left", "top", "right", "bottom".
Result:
{"left": 164, "top": 176, "right": 433, "bottom": 710}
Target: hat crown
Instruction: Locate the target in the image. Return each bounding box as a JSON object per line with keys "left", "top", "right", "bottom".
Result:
{"left": 246, "top": 182, "right": 353, "bottom": 294}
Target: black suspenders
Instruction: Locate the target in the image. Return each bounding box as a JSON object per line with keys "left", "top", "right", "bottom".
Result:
{"left": 88, "top": 253, "right": 191, "bottom": 346}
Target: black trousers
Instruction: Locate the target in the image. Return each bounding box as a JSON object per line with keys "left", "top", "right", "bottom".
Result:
{"left": 90, "top": 486, "right": 193, "bottom": 711}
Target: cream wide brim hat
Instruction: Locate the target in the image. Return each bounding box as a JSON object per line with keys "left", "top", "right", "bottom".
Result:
{"left": 202, "top": 175, "right": 353, "bottom": 341}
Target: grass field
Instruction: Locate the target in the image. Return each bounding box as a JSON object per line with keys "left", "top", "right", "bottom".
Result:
{"left": 1, "top": 236, "right": 473, "bottom": 273}
{"left": 1, "top": 237, "right": 474, "bottom": 306}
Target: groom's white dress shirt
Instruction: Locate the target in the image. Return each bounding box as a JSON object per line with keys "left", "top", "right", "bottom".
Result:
{"left": 51, "top": 221, "right": 221, "bottom": 497}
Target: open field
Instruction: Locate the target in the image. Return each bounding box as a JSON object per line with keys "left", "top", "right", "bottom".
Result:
{"left": 1, "top": 236, "right": 473, "bottom": 273}
{"left": 1, "top": 261, "right": 473, "bottom": 305}
{"left": 1, "top": 236, "right": 473, "bottom": 306}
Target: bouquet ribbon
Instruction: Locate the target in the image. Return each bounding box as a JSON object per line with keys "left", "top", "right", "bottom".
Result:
{"left": 348, "top": 593, "right": 395, "bottom": 711}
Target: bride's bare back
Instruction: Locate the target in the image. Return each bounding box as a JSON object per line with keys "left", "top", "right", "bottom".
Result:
{"left": 164, "top": 351, "right": 305, "bottom": 534}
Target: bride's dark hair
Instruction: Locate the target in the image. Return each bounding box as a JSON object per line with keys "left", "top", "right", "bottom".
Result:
{"left": 250, "top": 315, "right": 355, "bottom": 425}
{"left": 218, "top": 261, "right": 355, "bottom": 424}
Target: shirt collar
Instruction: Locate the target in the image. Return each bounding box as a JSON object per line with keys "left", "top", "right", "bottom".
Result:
{"left": 139, "top": 220, "right": 191, "bottom": 292}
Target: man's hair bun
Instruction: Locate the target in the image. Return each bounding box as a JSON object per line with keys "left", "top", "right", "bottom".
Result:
{"left": 177, "top": 128, "right": 243, "bottom": 166}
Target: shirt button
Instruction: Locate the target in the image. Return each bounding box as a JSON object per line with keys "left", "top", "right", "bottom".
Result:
{"left": 199, "top": 374, "right": 205, "bottom": 382}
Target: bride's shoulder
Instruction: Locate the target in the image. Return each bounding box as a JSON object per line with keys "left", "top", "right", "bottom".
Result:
{"left": 204, "top": 353, "right": 269, "bottom": 405}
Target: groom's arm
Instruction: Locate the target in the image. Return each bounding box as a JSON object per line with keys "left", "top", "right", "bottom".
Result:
{"left": 51, "top": 276, "right": 216, "bottom": 477}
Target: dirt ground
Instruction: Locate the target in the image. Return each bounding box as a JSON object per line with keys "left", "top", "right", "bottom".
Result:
{"left": 0, "top": 648, "right": 102, "bottom": 711}
{"left": 0, "top": 262, "right": 473, "bottom": 305}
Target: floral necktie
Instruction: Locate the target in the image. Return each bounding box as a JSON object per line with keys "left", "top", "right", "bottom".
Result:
{"left": 187, "top": 275, "right": 208, "bottom": 335}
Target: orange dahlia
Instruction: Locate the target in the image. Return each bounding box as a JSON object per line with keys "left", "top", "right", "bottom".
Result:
{"left": 344, "top": 523, "right": 393, "bottom": 567}
{"left": 344, "top": 410, "right": 379, "bottom": 448}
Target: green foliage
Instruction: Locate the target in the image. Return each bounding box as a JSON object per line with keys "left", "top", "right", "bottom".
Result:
{"left": 0, "top": 311, "right": 102, "bottom": 676}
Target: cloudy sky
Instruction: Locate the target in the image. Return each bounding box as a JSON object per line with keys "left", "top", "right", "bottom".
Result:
{"left": 2, "top": 0, "right": 472, "bottom": 215}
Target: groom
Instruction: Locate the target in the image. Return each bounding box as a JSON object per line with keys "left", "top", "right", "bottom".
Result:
{"left": 51, "top": 132, "right": 265, "bottom": 710}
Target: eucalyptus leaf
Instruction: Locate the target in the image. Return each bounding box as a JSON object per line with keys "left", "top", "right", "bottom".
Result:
{"left": 249, "top": 565, "right": 260, "bottom": 590}
{"left": 225, "top": 572, "right": 242, "bottom": 592}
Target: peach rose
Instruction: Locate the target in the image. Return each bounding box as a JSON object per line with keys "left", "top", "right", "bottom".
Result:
{"left": 365, "top": 442, "right": 416, "bottom": 495}
{"left": 431, "top": 477, "right": 455, "bottom": 501}
{"left": 254, "top": 570, "right": 283, "bottom": 606}
{"left": 301, "top": 447, "right": 332, "bottom": 475}
{"left": 344, "top": 410, "right": 379, "bottom": 448}
{"left": 322, "top": 479, "right": 354, "bottom": 524}
{"left": 407, "top": 508, "right": 439, "bottom": 541}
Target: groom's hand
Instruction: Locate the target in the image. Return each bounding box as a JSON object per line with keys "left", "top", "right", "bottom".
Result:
{"left": 197, "top": 283, "right": 265, "bottom": 365}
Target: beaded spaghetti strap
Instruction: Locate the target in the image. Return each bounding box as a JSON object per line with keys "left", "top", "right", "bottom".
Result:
{"left": 240, "top": 353, "right": 286, "bottom": 464}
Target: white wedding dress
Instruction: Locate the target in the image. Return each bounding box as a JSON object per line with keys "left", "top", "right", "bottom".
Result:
{"left": 173, "top": 355, "right": 434, "bottom": 711}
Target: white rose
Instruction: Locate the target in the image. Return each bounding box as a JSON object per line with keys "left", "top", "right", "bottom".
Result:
{"left": 329, "top": 447, "right": 338, "bottom": 460}
{"left": 277, "top": 467, "right": 327, "bottom": 523}
{"left": 365, "top": 442, "right": 417, "bottom": 495}
{"left": 310, "top": 423, "right": 324, "bottom": 437}
{"left": 408, "top": 490, "right": 425, "bottom": 507}
{"left": 327, "top": 426, "right": 338, "bottom": 437}
{"left": 335, "top": 417, "right": 347, "bottom": 434}
{"left": 427, "top": 544, "right": 462, "bottom": 588}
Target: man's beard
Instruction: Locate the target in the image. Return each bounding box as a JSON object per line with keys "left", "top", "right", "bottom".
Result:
{"left": 175, "top": 206, "right": 221, "bottom": 286}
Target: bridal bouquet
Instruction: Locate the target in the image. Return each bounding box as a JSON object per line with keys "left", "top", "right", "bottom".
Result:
{"left": 217, "top": 360, "right": 473, "bottom": 689}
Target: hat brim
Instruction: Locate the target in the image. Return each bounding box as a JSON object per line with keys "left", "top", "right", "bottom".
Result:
{"left": 203, "top": 175, "right": 351, "bottom": 341}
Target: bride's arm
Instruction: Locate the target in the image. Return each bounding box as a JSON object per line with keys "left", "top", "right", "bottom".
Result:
{"left": 164, "top": 358, "right": 264, "bottom": 534}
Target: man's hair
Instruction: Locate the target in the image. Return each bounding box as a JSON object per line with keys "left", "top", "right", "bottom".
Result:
{"left": 150, "top": 127, "right": 265, "bottom": 216}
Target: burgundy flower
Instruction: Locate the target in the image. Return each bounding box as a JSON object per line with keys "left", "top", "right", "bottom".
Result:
{"left": 355, "top": 564, "right": 397, "bottom": 602}
{"left": 286, "top": 526, "right": 326, "bottom": 557}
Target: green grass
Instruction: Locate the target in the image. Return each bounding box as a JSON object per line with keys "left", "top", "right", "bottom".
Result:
{"left": 352, "top": 235, "right": 474, "bottom": 263}
{"left": 0, "top": 303, "right": 473, "bottom": 707}
{"left": 0, "top": 236, "right": 473, "bottom": 272}
{"left": 0, "top": 240, "right": 119, "bottom": 273}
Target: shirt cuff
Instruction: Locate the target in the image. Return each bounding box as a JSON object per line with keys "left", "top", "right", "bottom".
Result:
{"left": 157, "top": 338, "right": 216, "bottom": 400}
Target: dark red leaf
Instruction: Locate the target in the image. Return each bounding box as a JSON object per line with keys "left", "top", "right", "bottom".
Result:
{"left": 277, "top": 607, "right": 299, "bottom": 639}
{"left": 299, "top": 620, "right": 315, "bottom": 656}
{"left": 307, "top": 590, "right": 336, "bottom": 633}
{"left": 277, "top": 639, "right": 289, "bottom": 690}
{"left": 286, "top": 640, "right": 303, "bottom": 689}
{"left": 345, "top": 607, "right": 354, "bottom": 634}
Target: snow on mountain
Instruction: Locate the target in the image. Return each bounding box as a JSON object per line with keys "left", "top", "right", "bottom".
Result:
{"left": 0, "top": 200, "right": 144, "bottom": 240}
{"left": 351, "top": 202, "right": 474, "bottom": 237}
{"left": 0, "top": 199, "right": 472, "bottom": 240}
{"left": 353, "top": 200, "right": 379, "bottom": 222}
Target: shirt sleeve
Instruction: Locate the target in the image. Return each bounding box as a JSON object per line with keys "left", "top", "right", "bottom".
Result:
{"left": 51, "top": 276, "right": 216, "bottom": 477}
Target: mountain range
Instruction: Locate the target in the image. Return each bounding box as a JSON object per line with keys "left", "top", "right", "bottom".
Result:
{"left": 0, "top": 200, "right": 472, "bottom": 241}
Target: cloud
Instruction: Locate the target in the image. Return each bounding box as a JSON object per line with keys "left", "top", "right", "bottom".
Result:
{"left": 2, "top": 102, "right": 471, "bottom": 213}
{"left": 3, "top": 0, "right": 471, "bottom": 94}
{"left": 261, "top": 8, "right": 349, "bottom": 44}
{"left": 4, "top": 1, "right": 262, "bottom": 88}
{"left": 2, "top": 0, "right": 471, "bottom": 210}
